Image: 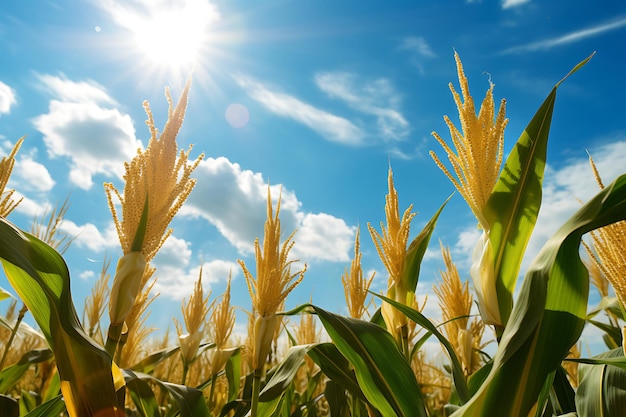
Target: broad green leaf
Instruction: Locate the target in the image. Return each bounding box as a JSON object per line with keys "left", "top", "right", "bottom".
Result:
{"left": 123, "top": 369, "right": 161, "bottom": 417}
{"left": 452, "top": 173, "right": 626, "bottom": 417}
{"left": 324, "top": 380, "right": 349, "bottom": 417}
{"left": 575, "top": 348, "right": 626, "bottom": 416}
{"left": 260, "top": 345, "right": 308, "bottom": 402}
{"left": 307, "top": 342, "right": 366, "bottom": 402}
{"left": 130, "top": 345, "right": 180, "bottom": 374}
{"left": 23, "top": 395, "right": 66, "bottom": 417}
{"left": 483, "top": 53, "right": 594, "bottom": 327}
{"left": 225, "top": 348, "right": 242, "bottom": 402}
{"left": 399, "top": 195, "right": 451, "bottom": 295}
{"left": 19, "top": 389, "right": 38, "bottom": 414}
{"left": 372, "top": 292, "right": 470, "bottom": 403}
{"left": 0, "top": 217, "right": 123, "bottom": 417}
{"left": 125, "top": 370, "right": 210, "bottom": 417}
{"left": 0, "top": 348, "right": 53, "bottom": 393}
{"left": 310, "top": 305, "right": 427, "bottom": 417}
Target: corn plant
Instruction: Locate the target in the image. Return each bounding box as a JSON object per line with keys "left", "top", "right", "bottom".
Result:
{"left": 1, "top": 51, "right": 626, "bottom": 417}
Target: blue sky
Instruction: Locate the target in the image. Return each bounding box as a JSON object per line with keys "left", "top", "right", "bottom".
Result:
{"left": 1, "top": 0, "right": 626, "bottom": 354}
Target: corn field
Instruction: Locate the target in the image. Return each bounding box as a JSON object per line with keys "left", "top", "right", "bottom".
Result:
{"left": 2, "top": 51, "right": 626, "bottom": 417}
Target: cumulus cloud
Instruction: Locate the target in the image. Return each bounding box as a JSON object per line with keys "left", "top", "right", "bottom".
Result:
{"left": 151, "top": 235, "right": 238, "bottom": 299}
{"left": 181, "top": 156, "right": 355, "bottom": 262}
{"left": 13, "top": 155, "right": 55, "bottom": 193}
{"left": 59, "top": 219, "right": 119, "bottom": 252}
{"left": 32, "top": 74, "right": 140, "bottom": 190}
{"left": 315, "top": 72, "right": 410, "bottom": 142}
{"left": 0, "top": 81, "right": 17, "bottom": 115}
{"left": 234, "top": 75, "right": 365, "bottom": 145}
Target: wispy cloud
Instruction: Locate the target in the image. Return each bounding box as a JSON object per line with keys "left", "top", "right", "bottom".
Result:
{"left": 501, "top": 0, "right": 530, "bottom": 9}
{"left": 0, "top": 81, "right": 16, "bottom": 115}
{"left": 502, "top": 17, "right": 626, "bottom": 54}
{"left": 33, "top": 74, "right": 141, "bottom": 189}
{"left": 234, "top": 75, "right": 365, "bottom": 145}
{"left": 181, "top": 156, "right": 356, "bottom": 262}
{"left": 399, "top": 36, "right": 436, "bottom": 58}
{"left": 314, "top": 72, "right": 409, "bottom": 141}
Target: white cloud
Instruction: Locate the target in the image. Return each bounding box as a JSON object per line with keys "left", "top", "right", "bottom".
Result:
{"left": 59, "top": 219, "right": 119, "bottom": 252}
{"left": 33, "top": 75, "right": 140, "bottom": 190}
{"left": 11, "top": 191, "right": 49, "bottom": 218}
{"left": 36, "top": 74, "right": 117, "bottom": 105}
{"left": 314, "top": 72, "right": 409, "bottom": 142}
{"left": 292, "top": 213, "right": 355, "bottom": 262}
{"left": 399, "top": 36, "right": 436, "bottom": 58}
{"left": 0, "top": 81, "right": 17, "bottom": 115}
{"left": 501, "top": 0, "right": 530, "bottom": 9}
{"left": 14, "top": 156, "right": 55, "bottom": 192}
{"left": 234, "top": 75, "right": 365, "bottom": 145}
{"left": 502, "top": 17, "right": 626, "bottom": 54}
{"left": 181, "top": 156, "right": 355, "bottom": 262}
{"left": 151, "top": 235, "right": 238, "bottom": 299}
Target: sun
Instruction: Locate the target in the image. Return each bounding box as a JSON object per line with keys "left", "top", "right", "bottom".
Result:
{"left": 105, "top": 0, "right": 220, "bottom": 79}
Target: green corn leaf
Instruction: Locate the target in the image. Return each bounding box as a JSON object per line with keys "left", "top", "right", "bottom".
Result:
{"left": 307, "top": 342, "right": 366, "bottom": 403}
{"left": 260, "top": 345, "right": 308, "bottom": 402}
{"left": 0, "top": 348, "right": 53, "bottom": 393}
{"left": 130, "top": 345, "right": 181, "bottom": 374}
{"left": 372, "top": 292, "right": 470, "bottom": 404}
{"left": 483, "top": 53, "right": 594, "bottom": 327}
{"left": 452, "top": 173, "right": 626, "bottom": 417}
{"left": 123, "top": 369, "right": 161, "bottom": 417}
{"left": 22, "top": 395, "right": 66, "bottom": 417}
{"left": 310, "top": 305, "right": 427, "bottom": 417}
{"left": 574, "top": 348, "right": 626, "bottom": 417}
{"left": 225, "top": 348, "right": 242, "bottom": 402}
{"left": 399, "top": 194, "right": 451, "bottom": 295}
{"left": 124, "top": 370, "right": 210, "bottom": 417}
{"left": 0, "top": 217, "right": 124, "bottom": 417}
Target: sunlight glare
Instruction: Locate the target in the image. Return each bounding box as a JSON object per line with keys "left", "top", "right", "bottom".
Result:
{"left": 130, "top": 0, "right": 219, "bottom": 75}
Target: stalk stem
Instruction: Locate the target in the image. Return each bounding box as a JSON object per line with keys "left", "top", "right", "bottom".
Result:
{"left": 0, "top": 303, "right": 28, "bottom": 369}
{"left": 250, "top": 367, "right": 263, "bottom": 417}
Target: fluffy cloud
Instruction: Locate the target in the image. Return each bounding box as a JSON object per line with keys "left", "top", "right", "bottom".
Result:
{"left": 151, "top": 235, "right": 238, "bottom": 299}
{"left": 234, "top": 75, "right": 365, "bottom": 145}
{"left": 59, "top": 219, "right": 119, "bottom": 252}
{"left": 32, "top": 74, "right": 140, "bottom": 189}
{"left": 0, "top": 81, "right": 16, "bottom": 115}
{"left": 182, "top": 156, "right": 355, "bottom": 262}
{"left": 14, "top": 155, "right": 55, "bottom": 193}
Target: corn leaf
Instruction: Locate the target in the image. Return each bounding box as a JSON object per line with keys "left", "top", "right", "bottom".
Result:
{"left": 22, "top": 395, "right": 66, "bottom": 417}
{"left": 125, "top": 370, "right": 210, "bottom": 417}
{"left": 452, "top": 173, "right": 626, "bottom": 417}
{"left": 260, "top": 345, "right": 308, "bottom": 402}
{"left": 0, "top": 348, "right": 53, "bottom": 393}
{"left": 373, "top": 292, "right": 470, "bottom": 403}
{"left": 130, "top": 345, "right": 181, "bottom": 374}
{"left": 484, "top": 53, "right": 594, "bottom": 326}
{"left": 310, "top": 305, "right": 427, "bottom": 417}
{"left": 0, "top": 286, "right": 13, "bottom": 302}
{"left": 400, "top": 195, "right": 451, "bottom": 295}
{"left": 575, "top": 348, "right": 626, "bottom": 416}
{"left": 0, "top": 217, "right": 123, "bottom": 417}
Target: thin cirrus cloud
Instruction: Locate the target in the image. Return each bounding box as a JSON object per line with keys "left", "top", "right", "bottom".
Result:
{"left": 233, "top": 75, "right": 365, "bottom": 146}
{"left": 502, "top": 16, "right": 626, "bottom": 54}
{"left": 314, "top": 72, "right": 410, "bottom": 142}
{"left": 181, "top": 156, "right": 355, "bottom": 263}
{"left": 501, "top": 0, "right": 530, "bottom": 9}
{"left": 32, "top": 74, "right": 141, "bottom": 190}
